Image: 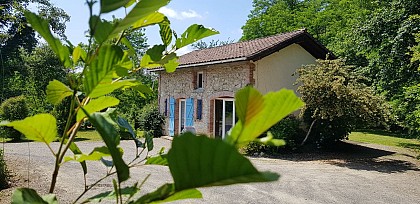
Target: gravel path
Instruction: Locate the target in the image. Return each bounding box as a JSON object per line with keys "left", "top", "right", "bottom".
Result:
{"left": 1, "top": 139, "right": 420, "bottom": 204}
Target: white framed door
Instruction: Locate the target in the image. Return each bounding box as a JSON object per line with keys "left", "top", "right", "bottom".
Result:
{"left": 179, "top": 99, "right": 186, "bottom": 134}
{"left": 214, "top": 98, "right": 236, "bottom": 139}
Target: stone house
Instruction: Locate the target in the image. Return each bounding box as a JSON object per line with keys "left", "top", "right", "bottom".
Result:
{"left": 152, "top": 29, "right": 333, "bottom": 138}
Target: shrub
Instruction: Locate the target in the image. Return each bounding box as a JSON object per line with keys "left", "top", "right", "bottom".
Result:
{"left": 243, "top": 116, "right": 305, "bottom": 155}
{"left": 270, "top": 115, "right": 306, "bottom": 150}
{"left": 0, "top": 149, "right": 9, "bottom": 190}
{"left": 137, "top": 103, "right": 164, "bottom": 137}
{"left": 0, "top": 96, "right": 29, "bottom": 141}
{"left": 296, "top": 59, "right": 391, "bottom": 146}
{"left": 392, "top": 84, "right": 420, "bottom": 137}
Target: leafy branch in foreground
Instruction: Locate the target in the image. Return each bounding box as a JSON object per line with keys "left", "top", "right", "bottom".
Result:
{"left": 1, "top": 0, "right": 303, "bottom": 203}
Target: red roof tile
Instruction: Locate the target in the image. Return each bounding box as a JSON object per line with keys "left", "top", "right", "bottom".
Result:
{"left": 178, "top": 30, "right": 308, "bottom": 67}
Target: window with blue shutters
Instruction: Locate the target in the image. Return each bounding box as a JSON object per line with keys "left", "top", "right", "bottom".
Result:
{"left": 169, "top": 97, "right": 175, "bottom": 136}
{"left": 197, "top": 99, "right": 202, "bottom": 120}
{"left": 185, "top": 98, "right": 194, "bottom": 127}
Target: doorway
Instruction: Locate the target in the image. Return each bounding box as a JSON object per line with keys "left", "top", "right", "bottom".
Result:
{"left": 214, "top": 98, "right": 236, "bottom": 139}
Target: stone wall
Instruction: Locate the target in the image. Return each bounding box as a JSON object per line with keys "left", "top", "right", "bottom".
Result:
{"left": 158, "top": 61, "right": 252, "bottom": 136}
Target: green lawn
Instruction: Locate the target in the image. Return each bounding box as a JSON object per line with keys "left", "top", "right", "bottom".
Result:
{"left": 348, "top": 131, "right": 420, "bottom": 152}
{"left": 75, "top": 130, "right": 102, "bottom": 141}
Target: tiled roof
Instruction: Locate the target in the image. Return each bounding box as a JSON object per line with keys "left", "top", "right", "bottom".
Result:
{"left": 177, "top": 29, "right": 317, "bottom": 67}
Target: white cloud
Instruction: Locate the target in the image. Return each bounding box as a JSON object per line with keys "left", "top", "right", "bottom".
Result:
{"left": 176, "top": 46, "right": 194, "bottom": 55}
{"left": 158, "top": 7, "right": 202, "bottom": 20}
{"left": 181, "top": 10, "right": 202, "bottom": 19}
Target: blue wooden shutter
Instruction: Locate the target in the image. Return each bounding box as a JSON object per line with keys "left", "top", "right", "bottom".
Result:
{"left": 197, "top": 99, "right": 202, "bottom": 120}
{"left": 169, "top": 97, "right": 175, "bottom": 136}
{"left": 186, "top": 98, "right": 194, "bottom": 127}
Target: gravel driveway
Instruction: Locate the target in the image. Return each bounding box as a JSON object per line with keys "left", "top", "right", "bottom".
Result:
{"left": 1, "top": 138, "right": 420, "bottom": 204}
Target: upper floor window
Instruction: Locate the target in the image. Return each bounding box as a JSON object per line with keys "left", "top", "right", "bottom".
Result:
{"left": 197, "top": 72, "right": 204, "bottom": 89}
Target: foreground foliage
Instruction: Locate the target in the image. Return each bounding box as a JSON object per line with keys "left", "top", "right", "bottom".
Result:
{"left": 0, "top": 149, "right": 9, "bottom": 190}
{"left": 0, "top": 96, "right": 28, "bottom": 141}
{"left": 1, "top": 0, "right": 304, "bottom": 203}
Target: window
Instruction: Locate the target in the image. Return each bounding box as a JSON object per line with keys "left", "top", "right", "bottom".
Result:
{"left": 197, "top": 99, "right": 202, "bottom": 120}
{"left": 197, "top": 72, "right": 204, "bottom": 88}
{"left": 164, "top": 99, "right": 168, "bottom": 116}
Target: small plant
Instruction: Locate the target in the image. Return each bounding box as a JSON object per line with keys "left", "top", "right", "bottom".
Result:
{"left": 0, "top": 149, "right": 9, "bottom": 190}
{"left": 137, "top": 103, "right": 164, "bottom": 137}
{"left": 0, "top": 95, "right": 29, "bottom": 141}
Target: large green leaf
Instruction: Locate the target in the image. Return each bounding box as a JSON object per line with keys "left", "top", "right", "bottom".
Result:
{"left": 72, "top": 45, "right": 87, "bottom": 64}
{"left": 68, "top": 141, "right": 88, "bottom": 175}
{"left": 46, "top": 80, "right": 73, "bottom": 105}
{"left": 89, "top": 79, "right": 141, "bottom": 98}
{"left": 89, "top": 16, "right": 115, "bottom": 44}
{"left": 1, "top": 114, "right": 57, "bottom": 144}
{"left": 132, "top": 12, "right": 166, "bottom": 29}
{"left": 145, "top": 154, "right": 168, "bottom": 166}
{"left": 84, "top": 184, "right": 139, "bottom": 203}
{"left": 76, "top": 96, "right": 120, "bottom": 121}
{"left": 24, "top": 11, "right": 71, "bottom": 67}
{"left": 83, "top": 45, "right": 124, "bottom": 98}
{"left": 116, "top": 117, "right": 143, "bottom": 148}
{"left": 110, "top": 0, "right": 170, "bottom": 37}
{"left": 12, "top": 188, "right": 58, "bottom": 204}
{"left": 168, "top": 133, "right": 279, "bottom": 191}
{"left": 84, "top": 111, "right": 129, "bottom": 182}
{"left": 133, "top": 183, "right": 202, "bottom": 203}
{"left": 175, "top": 24, "right": 219, "bottom": 49}
{"left": 226, "top": 87, "right": 304, "bottom": 147}
{"left": 100, "top": 0, "right": 131, "bottom": 14}
{"left": 64, "top": 146, "right": 121, "bottom": 163}
{"left": 159, "top": 19, "right": 172, "bottom": 46}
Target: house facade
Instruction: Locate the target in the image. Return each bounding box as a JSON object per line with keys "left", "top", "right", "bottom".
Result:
{"left": 153, "top": 29, "right": 333, "bottom": 138}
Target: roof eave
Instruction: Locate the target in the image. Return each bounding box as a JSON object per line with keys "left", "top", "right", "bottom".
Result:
{"left": 149, "top": 57, "right": 248, "bottom": 72}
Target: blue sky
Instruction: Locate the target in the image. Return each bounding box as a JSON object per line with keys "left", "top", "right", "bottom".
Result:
{"left": 50, "top": 0, "right": 253, "bottom": 54}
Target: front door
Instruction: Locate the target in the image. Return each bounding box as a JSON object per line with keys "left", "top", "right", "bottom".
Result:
{"left": 214, "top": 98, "right": 236, "bottom": 139}
{"left": 178, "top": 98, "right": 194, "bottom": 134}
{"left": 179, "top": 99, "right": 186, "bottom": 133}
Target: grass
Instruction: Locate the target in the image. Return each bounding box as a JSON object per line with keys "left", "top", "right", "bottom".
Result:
{"left": 75, "top": 130, "right": 103, "bottom": 141}
{"left": 349, "top": 131, "right": 420, "bottom": 152}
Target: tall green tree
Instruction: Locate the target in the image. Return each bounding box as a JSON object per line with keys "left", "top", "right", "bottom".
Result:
{"left": 241, "top": 0, "right": 372, "bottom": 49}
{"left": 0, "top": 0, "right": 69, "bottom": 103}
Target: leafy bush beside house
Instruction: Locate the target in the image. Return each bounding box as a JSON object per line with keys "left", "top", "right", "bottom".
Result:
{"left": 0, "top": 96, "right": 29, "bottom": 141}
{"left": 243, "top": 116, "right": 305, "bottom": 155}
{"left": 137, "top": 103, "right": 164, "bottom": 138}
{"left": 296, "top": 59, "right": 391, "bottom": 146}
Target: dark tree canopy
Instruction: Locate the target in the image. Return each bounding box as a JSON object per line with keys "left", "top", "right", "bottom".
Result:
{"left": 0, "top": 0, "right": 69, "bottom": 59}
{"left": 242, "top": 0, "right": 420, "bottom": 136}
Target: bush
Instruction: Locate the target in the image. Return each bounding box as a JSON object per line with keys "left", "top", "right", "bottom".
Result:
{"left": 296, "top": 59, "right": 391, "bottom": 146}
{"left": 137, "top": 103, "right": 164, "bottom": 138}
{"left": 0, "top": 149, "right": 9, "bottom": 190}
{"left": 0, "top": 96, "right": 29, "bottom": 141}
{"left": 243, "top": 116, "right": 305, "bottom": 155}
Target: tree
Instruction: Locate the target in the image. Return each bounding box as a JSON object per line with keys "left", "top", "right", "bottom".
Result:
{"left": 191, "top": 38, "right": 235, "bottom": 50}
{"left": 1, "top": 1, "right": 304, "bottom": 203}
{"left": 241, "top": 0, "right": 371, "bottom": 48}
{"left": 0, "top": 0, "right": 69, "bottom": 59}
{"left": 296, "top": 59, "right": 390, "bottom": 145}
{"left": 0, "top": 0, "right": 69, "bottom": 105}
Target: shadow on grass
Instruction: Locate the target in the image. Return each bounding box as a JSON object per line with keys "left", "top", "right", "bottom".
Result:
{"left": 271, "top": 142, "right": 419, "bottom": 173}
{"left": 398, "top": 142, "right": 420, "bottom": 150}
{"left": 73, "top": 137, "right": 90, "bottom": 142}
{"left": 358, "top": 129, "right": 415, "bottom": 139}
